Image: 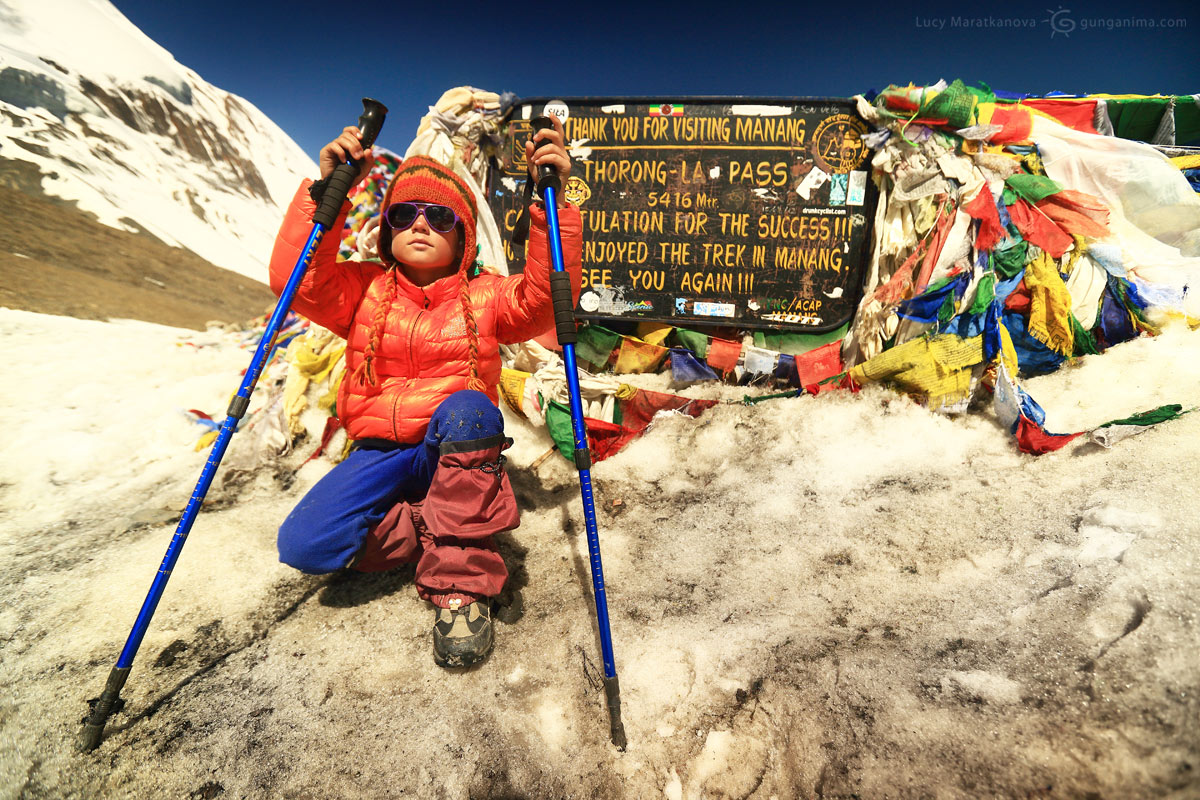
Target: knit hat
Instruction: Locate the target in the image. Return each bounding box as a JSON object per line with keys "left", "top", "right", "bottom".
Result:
{"left": 377, "top": 155, "right": 478, "bottom": 274}
{"left": 355, "top": 156, "right": 487, "bottom": 393}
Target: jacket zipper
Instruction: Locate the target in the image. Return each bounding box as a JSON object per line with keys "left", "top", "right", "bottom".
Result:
{"left": 392, "top": 293, "right": 430, "bottom": 440}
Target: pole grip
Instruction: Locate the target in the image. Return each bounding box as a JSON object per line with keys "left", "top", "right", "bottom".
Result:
{"left": 530, "top": 115, "right": 561, "bottom": 194}
{"left": 550, "top": 271, "right": 577, "bottom": 345}
{"left": 313, "top": 98, "right": 389, "bottom": 229}
{"left": 77, "top": 666, "right": 130, "bottom": 752}
{"left": 312, "top": 161, "right": 359, "bottom": 229}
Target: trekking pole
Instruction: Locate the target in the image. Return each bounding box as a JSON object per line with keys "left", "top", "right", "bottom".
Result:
{"left": 531, "top": 115, "right": 627, "bottom": 750}
{"left": 76, "top": 98, "right": 388, "bottom": 753}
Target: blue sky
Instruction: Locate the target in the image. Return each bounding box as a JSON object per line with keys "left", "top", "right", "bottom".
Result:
{"left": 112, "top": 0, "right": 1198, "bottom": 160}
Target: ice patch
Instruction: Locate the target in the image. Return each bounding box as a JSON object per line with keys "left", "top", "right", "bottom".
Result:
{"left": 944, "top": 670, "right": 1023, "bottom": 704}
{"left": 1077, "top": 505, "right": 1158, "bottom": 563}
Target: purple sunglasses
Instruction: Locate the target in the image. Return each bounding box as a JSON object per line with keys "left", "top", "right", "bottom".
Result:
{"left": 384, "top": 202, "right": 459, "bottom": 234}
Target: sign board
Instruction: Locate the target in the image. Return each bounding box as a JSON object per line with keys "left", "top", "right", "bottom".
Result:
{"left": 488, "top": 97, "right": 876, "bottom": 332}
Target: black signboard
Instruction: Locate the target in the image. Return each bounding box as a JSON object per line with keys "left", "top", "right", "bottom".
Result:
{"left": 488, "top": 97, "right": 876, "bottom": 332}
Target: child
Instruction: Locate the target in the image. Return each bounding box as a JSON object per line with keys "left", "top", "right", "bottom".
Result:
{"left": 268, "top": 114, "right": 580, "bottom": 667}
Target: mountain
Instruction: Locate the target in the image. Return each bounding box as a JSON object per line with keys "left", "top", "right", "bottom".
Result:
{"left": 0, "top": 0, "right": 316, "bottom": 283}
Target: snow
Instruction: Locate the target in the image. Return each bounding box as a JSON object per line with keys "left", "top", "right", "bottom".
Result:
{"left": 0, "top": 0, "right": 186, "bottom": 91}
{"left": 2, "top": 307, "right": 1198, "bottom": 797}
{"left": 0, "top": 0, "right": 316, "bottom": 282}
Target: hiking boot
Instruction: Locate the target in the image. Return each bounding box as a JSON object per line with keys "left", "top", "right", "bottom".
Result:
{"left": 433, "top": 600, "right": 493, "bottom": 667}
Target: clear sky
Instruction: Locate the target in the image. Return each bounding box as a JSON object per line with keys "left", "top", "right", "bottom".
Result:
{"left": 111, "top": 0, "right": 1199, "bottom": 160}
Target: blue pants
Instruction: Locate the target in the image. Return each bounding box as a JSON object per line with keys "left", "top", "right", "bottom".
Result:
{"left": 278, "top": 390, "right": 505, "bottom": 574}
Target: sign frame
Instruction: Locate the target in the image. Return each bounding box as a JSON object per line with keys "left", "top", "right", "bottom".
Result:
{"left": 488, "top": 96, "right": 878, "bottom": 333}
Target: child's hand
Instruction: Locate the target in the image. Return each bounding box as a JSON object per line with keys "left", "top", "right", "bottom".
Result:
{"left": 525, "top": 113, "right": 571, "bottom": 199}
{"left": 319, "top": 126, "right": 376, "bottom": 184}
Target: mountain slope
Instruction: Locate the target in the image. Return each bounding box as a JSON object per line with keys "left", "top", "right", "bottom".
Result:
{"left": 0, "top": 0, "right": 316, "bottom": 283}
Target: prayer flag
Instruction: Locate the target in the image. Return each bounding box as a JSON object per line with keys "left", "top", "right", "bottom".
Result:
{"left": 613, "top": 337, "right": 669, "bottom": 374}
{"left": 742, "top": 345, "right": 778, "bottom": 376}
{"left": 794, "top": 341, "right": 843, "bottom": 394}
{"left": 674, "top": 328, "right": 709, "bottom": 358}
{"left": 1014, "top": 414, "right": 1083, "bottom": 455}
{"left": 576, "top": 324, "right": 622, "bottom": 369}
{"left": 498, "top": 368, "right": 532, "bottom": 418}
{"left": 706, "top": 337, "right": 742, "bottom": 374}
{"left": 670, "top": 348, "right": 719, "bottom": 384}
{"left": 1007, "top": 198, "right": 1072, "bottom": 259}
{"left": 963, "top": 187, "right": 1006, "bottom": 251}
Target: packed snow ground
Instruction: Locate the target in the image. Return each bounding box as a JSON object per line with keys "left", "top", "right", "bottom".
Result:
{"left": 1, "top": 307, "right": 1198, "bottom": 799}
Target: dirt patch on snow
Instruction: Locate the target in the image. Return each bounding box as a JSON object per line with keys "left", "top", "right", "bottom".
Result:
{"left": 0, "top": 170, "right": 276, "bottom": 330}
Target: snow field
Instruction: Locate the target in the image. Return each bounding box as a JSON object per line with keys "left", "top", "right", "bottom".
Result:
{"left": 1, "top": 307, "right": 1198, "bottom": 798}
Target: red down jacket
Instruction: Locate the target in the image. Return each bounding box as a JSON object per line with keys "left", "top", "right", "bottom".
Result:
{"left": 269, "top": 180, "right": 582, "bottom": 444}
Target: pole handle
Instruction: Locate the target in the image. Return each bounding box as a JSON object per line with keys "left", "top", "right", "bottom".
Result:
{"left": 313, "top": 98, "right": 389, "bottom": 229}
{"left": 530, "top": 115, "right": 561, "bottom": 194}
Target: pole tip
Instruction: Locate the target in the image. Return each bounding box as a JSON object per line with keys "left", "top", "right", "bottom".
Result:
{"left": 611, "top": 722, "right": 628, "bottom": 751}
{"left": 76, "top": 723, "right": 103, "bottom": 753}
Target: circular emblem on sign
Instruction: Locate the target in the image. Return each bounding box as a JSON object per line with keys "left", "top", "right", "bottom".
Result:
{"left": 579, "top": 291, "right": 601, "bottom": 312}
{"left": 543, "top": 100, "right": 569, "bottom": 122}
{"left": 811, "top": 113, "right": 869, "bottom": 175}
{"left": 564, "top": 175, "right": 591, "bottom": 206}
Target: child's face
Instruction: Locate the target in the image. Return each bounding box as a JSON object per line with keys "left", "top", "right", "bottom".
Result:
{"left": 390, "top": 209, "right": 459, "bottom": 272}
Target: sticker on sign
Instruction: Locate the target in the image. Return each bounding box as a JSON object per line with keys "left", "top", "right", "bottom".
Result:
{"left": 694, "top": 302, "right": 736, "bottom": 318}
{"left": 543, "top": 100, "right": 570, "bottom": 122}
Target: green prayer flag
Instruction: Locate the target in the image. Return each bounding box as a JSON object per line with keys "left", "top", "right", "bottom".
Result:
{"left": 937, "top": 291, "right": 957, "bottom": 323}
{"left": 545, "top": 400, "right": 579, "bottom": 460}
{"left": 1098, "top": 404, "right": 1186, "bottom": 429}
{"left": 921, "top": 79, "right": 978, "bottom": 129}
{"left": 674, "top": 328, "right": 709, "bottom": 359}
{"left": 1005, "top": 173, "right": 1064, "bottom": 204}
{"left": 1070, "top": 314, "right": 1101, "bottom": 356}
{"left": 576, "top": 324, "right": 621, "bottom": 369}
{"left": 752, "top": 323, "right": 849, "bottom": 355}
{"left": 967, "top": 274, "right": 996, "bottom": 315}
{"left": 991, "top": 238, "right": 1028, "bottom": 279}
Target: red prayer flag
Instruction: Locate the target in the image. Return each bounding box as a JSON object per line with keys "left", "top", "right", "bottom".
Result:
{"left": 1004, "top": 279, "right": 1031, "bottom": 314}
{"left": 986, "top": 105, "right": 1034, "bottom": 144}
{"left": 1015, "top": 414, "right": 1083, "bottom": 455}
{"left": 706, "top": 337, "right": 742, "bottom": 374}
{"left": 1035, "top": 189, "right": 1110, "bottom": 239}
{"left": 620, "top": 388, "right": 718, "bottom": 431}
{"left": 963, "top": 187, "right": 1006, "bottom": 251}
{"left": 914, "top": 202, "right": 958, "bottom": 293}
{"left": 795, "top": 341, "right": 844, "bottom": 395}
{"left": 584, "top": 418, "right": 641, "bottom": 462}
{"left": 1007, "top": 198, "right": 1072, "bottom": 259}
{"left": 306, "top": 416, "right": 344, "bottom": 463}
{"left": 1022, "top": 99, "right": 1100, "bottom": 134}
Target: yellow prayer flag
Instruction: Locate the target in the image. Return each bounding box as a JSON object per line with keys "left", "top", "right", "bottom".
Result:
{"left": 999, "top": 321, "right": 1019, "bottom": 378}
{"left": 849, "top": 334, "right": 985, "bottom": 410}
{"left": 1025, "top": 250, "right": 1075, "bottom": 355}
{"left": 613, "top": 337, "right": 668, "bottom": 374}
{"left": 634, "top": 322, "right": 674, "bottom": 347}
{"left": 193, "top": 430, "right": 218, "bottom": 452}
{"left": 499, "top": 368, "right": 532, "bottom": 418}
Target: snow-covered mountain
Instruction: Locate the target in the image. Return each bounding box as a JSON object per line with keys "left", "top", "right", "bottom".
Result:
{"left": 0, "top": 0, "right": 316, "bottom": 283}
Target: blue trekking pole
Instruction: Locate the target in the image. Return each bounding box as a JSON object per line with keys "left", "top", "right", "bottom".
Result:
{"left": 530, "top": 115, "right": 627, "bottom": 749}
{"left": 76, "top": 98, "right": 388, "bottom": 753}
